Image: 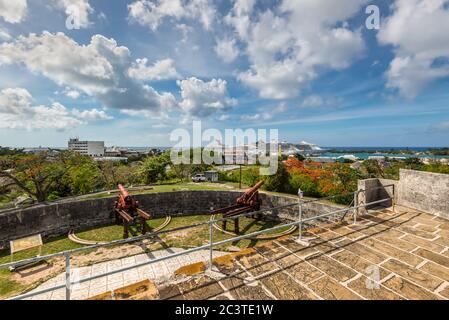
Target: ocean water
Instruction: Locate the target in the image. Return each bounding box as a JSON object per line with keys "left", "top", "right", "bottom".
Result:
{"left": 321, "top": 147, "right": 449, "bottom": 160}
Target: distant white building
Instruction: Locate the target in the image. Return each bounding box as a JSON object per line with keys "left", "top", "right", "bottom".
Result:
{"left": 68, "top": 138, "right": 105, "bottom": 157}
{"left": 94, "top": 156, "right": 128, "bottom": 162}
{"left": 308, "top": 157, "right": 336, "bottom": 163}
{"left": 368, "top": 156, "right": 387, "bottom": 162}
{"left": 337, "top": 154, "right": 359, "bottom": 162}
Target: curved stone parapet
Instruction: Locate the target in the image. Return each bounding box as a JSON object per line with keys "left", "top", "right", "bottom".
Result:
{"left": 0, "top": 190, "right": 342, "bottom": 243}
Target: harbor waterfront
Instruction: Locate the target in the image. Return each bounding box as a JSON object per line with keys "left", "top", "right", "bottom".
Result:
{"left": 321, "top": 147, "right": 449, "bottom": 160}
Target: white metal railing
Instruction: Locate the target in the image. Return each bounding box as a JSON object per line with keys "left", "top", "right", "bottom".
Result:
{"left": 0, "top": 185, "right": 395, "bottom": 300}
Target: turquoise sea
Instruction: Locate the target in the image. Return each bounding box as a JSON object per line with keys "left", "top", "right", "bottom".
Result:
{"left": 321, "top": 147, "right": 449, "bottom": 160}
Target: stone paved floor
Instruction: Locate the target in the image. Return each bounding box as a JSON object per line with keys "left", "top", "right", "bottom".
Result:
{"left": 151, "top": 206, "right": 449, "bottom": 300}
{"left": 26, "top": 206, "right": 449, "bottom": 300}
{"left": 26, "top": 248, "right": 226, "bottom": 300}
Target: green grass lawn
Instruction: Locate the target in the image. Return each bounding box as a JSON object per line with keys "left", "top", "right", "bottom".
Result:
{"left": 0, "top": 236, "right": 84, "bottom": 299}
{"left": 0, "top": 181, "right": 297, "bottom": 299}
{"left": 74, "top": 214, "right": 291, "bottom": 249}
{"left": 0, "top": 212, "right": 292, "bottom": 299}
{"left": 75, "top": 216, "right": 170, "bottom": 242}
{"left": 83, "top": 182, "right": 238, "bottom": 200}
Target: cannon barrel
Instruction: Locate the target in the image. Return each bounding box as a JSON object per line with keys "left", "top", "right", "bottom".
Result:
{"left": 245, "top": 181, "right": 264, "bottom": 194}
{"left": 118, "top": 184, "right": 129, "bottom": 198}
{"left": 237, "top": 180, "right": 264, "bottom": 205}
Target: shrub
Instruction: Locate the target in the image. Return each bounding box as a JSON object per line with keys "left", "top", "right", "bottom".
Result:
{"left": 288, "top": 173, "right": 320, "bottom": 197}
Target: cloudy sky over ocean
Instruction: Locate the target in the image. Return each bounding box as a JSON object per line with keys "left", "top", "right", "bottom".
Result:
{"left": 0, "top": 0, "right": 449, "bottom": 147}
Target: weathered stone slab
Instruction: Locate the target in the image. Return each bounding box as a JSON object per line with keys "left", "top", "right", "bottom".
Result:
{"left": 178, "top": 276, "right": 224, "bottom": 300}
{"left": 212, "top": 249, "right": 254, "bottom": 274}
{"left": 436, "top": 229, "right": 449, "bottom": 239}
{"left": 308, "top": 276, "right": 361, "bottom": 300}
{"left": 401, "top": 234, "right": 445, "bottom": 253}
{"left": 411, "top": 217, "right": 441, "bottom": 228}
{"left": 347, "top": 276, "right": 402, "bottom": 300}
{"left": 434, "top": 236, "right": 449, "bottom": 247}
{"left": 374, "top": 232, "right": 417, "bottom": 252}
{"left": 398, "top": 225, "right": 437, "bottom": 240}
{"left": 420, "top": 262, "right": 449, "bottom": 281}
{"left": 331, "top": 250, "right": 390, "bottom": 280}
{"left": 277, "top": 254, "right": 323, "bottom": 284}
{"left": 254, "top": 241, "right": 290, "bottom": 260}
{"left": 174, "top": 262, "right": 206, "bottom": 277}
{"left": 329, "top": 226, "right": 359, "bottom": 238}
{"left": 414, "top": 249, "right": 449, "bottom": 268}
{"left": 381, "top": 259, "right": 443, "bottom": 291}
{"left": 221, "top": 275, "right": 273, "bottom": 300}
{"left": 158, "top": 284, "right": 184, "bottom": 300}
{"left": 310, "top": 240, "right": 340, "bottom": 255}
{"left": 87, "top": 291, "right": 113, "bottom": 300}
{"left": 439, "top": 286, "right": 449, "bottom": 299}
{"left": 336, "top": 240, "right": 387, "bottom": 264}
{"left": 416, "top": 224, "right": 439, "bottom": 233}
{"left": 258, "top": 271, "right": 317, "bottom": 300}
{"left": 382, "top": 276, "right": 439, "bottom": 300}
{"left": 360, "top": 215, "right": 401, "bottom": 229}
{"left": 275, "top": 238, "right": 319, "bottom": 259}
{"left": 438, "top": 221, "right": 449, "bottom": 230}
{"left": 236, "top": 251, "right": 279, "bottom": 277}
{"left": 359, "top": 238, "right": 424, "bottom": 267}
{"left": 308, "top": 227, "right": 341, "bottom": 241}
{"left": 306, "top": 254, "right": 357, "bottom": 282}
{"left": 114, "top": 279, "right": 158, "bottom": 300}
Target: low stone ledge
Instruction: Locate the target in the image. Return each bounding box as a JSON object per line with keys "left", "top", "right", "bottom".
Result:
{"left": 0, "top": 190, "right": 343, "bottom": 243}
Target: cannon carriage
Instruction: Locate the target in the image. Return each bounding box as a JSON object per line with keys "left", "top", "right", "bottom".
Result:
{"left": 113, "top": 184, "right": 152, "bottom": 239}
{"left": 210, "top": 181, "right": 264, "bottom": 234}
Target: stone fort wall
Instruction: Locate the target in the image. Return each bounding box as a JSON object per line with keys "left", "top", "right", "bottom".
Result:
{"left": 0, "top": 191, "right": 342, "bottom": 243}
{"left": 358, "top": 169, "right": 449, "bottom": 219}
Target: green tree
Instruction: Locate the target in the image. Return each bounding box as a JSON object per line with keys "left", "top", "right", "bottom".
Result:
{"left": 0, "top": 151, "right": 75, "bottom": 202}
{"left": 242, "top": 167, "right": 260, "bottom": 187}
{"left": 139, "top": 152, "right": 171, "bottom": 183}
{"left": 65, "top": 162, "right": 102, "bottom": 195}
{"left": 263, "top": 161, "right": 290, "bottom": 192}
{"left": 288, "top": 173, "right": 319, "bottom": 197}
{"left": 362, "top": 159, "right": 385, "bottom": 178}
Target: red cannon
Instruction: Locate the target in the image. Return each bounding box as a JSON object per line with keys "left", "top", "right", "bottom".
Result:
{"left": 113, "top": 184, "right": 152, "bottom": 239}
{"left": 210, "top": 181, "right": 264, "bottom": 234}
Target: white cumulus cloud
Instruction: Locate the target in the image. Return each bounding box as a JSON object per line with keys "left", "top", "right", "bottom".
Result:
{"left": 0, "top": 88, "right": 112, "bottom": 130}
{"left": 214, "top": 37, "right": 239, "bottom": 63}
{"left": 54, "top": 0, "right": 94, "bottom": 28}
{"left": 66, "top": 90, "right": 81, "bottom": 99}
{"left": 128, "top": 0, "right": 216, "bottom": 31}
{"left": 0, "top": 28, "right": 11, "bottom": 41}
{"left": 0, "top": 32, "right": 177, "bottom": 116}
{"left": 72, "top": 108, "right": 112, "bottom": 120}
{"left": 177, "top": 77, "right": 237, "bottom": 117}
{"left": 128, "top": 58, "right": 180, "bottom": 81}
{"left": 0, "top": 88, "right": 81, "bottom": 130}
{"left": 229, "top": 0, "right": 368, "bottom": 99}
{"left": 378, "top": 0, "right": 449, "bottom": 98}
{"left": 0, "top": 0, "right": 27, "bottom": 23}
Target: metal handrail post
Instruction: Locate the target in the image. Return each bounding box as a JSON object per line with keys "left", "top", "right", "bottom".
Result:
{"left": 297, "top": 188, "right": 304, "bottom": 240}
{"left": 209, "top": 221, "right": 213, "bottom": 271}
{"left": 392, "top": 184, "right": 396, "bottom": 213}
{"left": 64, "top": 252, "right": 71, "bottom": 300}
{"left": 353, "top": 190, "right": 359, "bottom": 224}
{"left": 298, "top": 201, "right": 303, "bottom": 241}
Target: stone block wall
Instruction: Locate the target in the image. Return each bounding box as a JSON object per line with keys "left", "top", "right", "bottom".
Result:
{"left": 0, "top": 190, "right": 343, "bottom": 243}
{"left": 358, "top": 178, "right": 397, "bottom": 209}
{"left": 398, "top": 169, "right": 449, "bottom": 219}
{"left": 358, "top": 169, "right": 449, "bottom": 219}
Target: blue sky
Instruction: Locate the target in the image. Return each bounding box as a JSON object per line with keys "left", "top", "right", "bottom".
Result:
{"left": 0, "top": 0, "right": 448, "bottom": 147}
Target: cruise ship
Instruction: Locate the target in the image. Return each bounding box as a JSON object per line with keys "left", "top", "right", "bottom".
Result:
{"left": 279, "top": 140, "right": 326, "bottom": 156}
